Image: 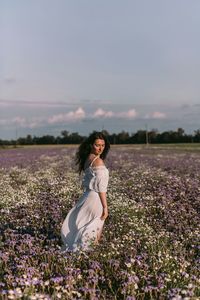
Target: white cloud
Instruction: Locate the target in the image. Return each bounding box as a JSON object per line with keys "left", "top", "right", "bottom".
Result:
{"left": 1, "top": 108, "right": 169, "bottom": 131}
{"left": 0, "top": 116, "right": 45, "bottom": 129}
{"left": 27, "top": 118, "right": 45, "bottom": 129}
{"left": 152, "top": 111, "right": 166, "bottom": 119}
{"left": 0, "top": 117, "right": 27, "bottom": 127}
{"left": 0, "top": 108, "right": 86, "bottom": 129}
{"left": 12, "top": 117, "right": 27, "bottom": 126}
{"left": 144, "top": 111, "right": 166, "bottom": 119}
{"left": 94, "top": 108, "right": 114, "bottom": 118}
{"left": 117, "top": 109, "right": 138, "bottom": 119}
{"left": 48, "top": 107, "right": 86, "bottom": 124}
{"left": 93, "top": 108, "right": 138, "bottom": 119}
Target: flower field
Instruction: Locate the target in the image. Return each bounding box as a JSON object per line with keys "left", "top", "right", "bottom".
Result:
{"left": 0, "top": 145, "right": 200, "bottom": 300}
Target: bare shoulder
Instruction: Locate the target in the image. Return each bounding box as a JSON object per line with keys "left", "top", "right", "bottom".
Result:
{"left": 93, "top": 157, "right": 105, "bottom": 167}
{"left": 84, "top": 154, "right": 99, "bottom": 169}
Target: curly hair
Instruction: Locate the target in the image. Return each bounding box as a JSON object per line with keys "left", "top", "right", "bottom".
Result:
{"left": 75, "top": 131, "right": 110, "bottom": 174}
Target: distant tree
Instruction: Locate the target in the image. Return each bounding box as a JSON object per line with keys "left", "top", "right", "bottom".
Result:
{"left": 32, "top": 136, "right": 39, "bottom": 144}
{"left": 26, "top": 134, "right": 33, "bottom": 145}
{"left": 2, "top": 127, "right": 200, "bottom": 145}
{"left": 15, "top": 135, "right": 34, "bottom": 145}
{"left": 133, "top": 130, "right": 146, "bottom": 144}
{"left": 101, "top": 129, "right": 110, "bottom": 137}
{"left": 177, "top": 127, "right": 184, "bottom": 136}
{"left": 17, "top": 137, "right": 27, "bottom": 145}
{"left": 60, "top": 130, "right": 69, "bottom": 144}
{"left": 117, "top": 131, "right": 130, "bottom": 144}
{"left": 36, "top": 135, "right": 56, "bottom": 144}
{"left": 55, "top": 136, "right": 62, "bottom": 144}
{"left": 158, "top": 131, "right": 172, "bottom": 143}
{"left": 170, "top": 128, "right": 186, "bottom": 142}
{"left": 61, "top": 130, "right": 69, "bottom": 138}
{"left": 148, "top": 129, "right": 159, "bottom": 144}
{"left": 68, "top": 132, "right": 83, "bottom": 144}
{"left": 109, "top": 133, "right": 117, "bottom": 144}
{"left": 194, "top": 129, "right": 200, "bottom": 142}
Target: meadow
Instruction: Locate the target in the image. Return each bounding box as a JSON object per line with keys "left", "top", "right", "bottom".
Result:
{"left": 0, "top": 144, "right": 200, "bottom": 300}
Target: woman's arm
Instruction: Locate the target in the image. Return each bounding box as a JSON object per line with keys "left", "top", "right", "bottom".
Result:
{"left": 99, "top": 192, "right": 108, "bottom": 220}
{"left": 92, "top": 157, "right": 109, "bottom": 220}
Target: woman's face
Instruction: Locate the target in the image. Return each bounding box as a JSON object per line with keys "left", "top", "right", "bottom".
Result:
{"left": 91, "top": 138, "right": 105, "bottom": 156}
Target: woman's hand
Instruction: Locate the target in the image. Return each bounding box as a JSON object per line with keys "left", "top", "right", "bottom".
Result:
{"left": 101, "top": 207, "right": 108, "bottom": 220}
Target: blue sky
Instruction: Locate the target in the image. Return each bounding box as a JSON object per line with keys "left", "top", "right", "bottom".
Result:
{"left": 1, "top": 0, "right": 200, "bottom": 139}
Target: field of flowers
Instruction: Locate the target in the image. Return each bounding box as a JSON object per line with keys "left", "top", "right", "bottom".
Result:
{"left": 0, "top": 145, "right": 200, "bottom": 300}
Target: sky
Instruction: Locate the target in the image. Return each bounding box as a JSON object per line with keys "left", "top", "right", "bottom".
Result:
{"left": 1, "top": 0, "right": 200, "bottom": 139}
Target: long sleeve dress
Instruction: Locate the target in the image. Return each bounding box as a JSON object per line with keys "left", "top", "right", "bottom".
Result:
{"left": 61, "top": 156, "right": 109, "bottom": 252}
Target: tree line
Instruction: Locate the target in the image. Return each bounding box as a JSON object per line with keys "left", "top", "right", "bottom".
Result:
{"left": 0, "top": 128, "right": 200, "bottom": 146}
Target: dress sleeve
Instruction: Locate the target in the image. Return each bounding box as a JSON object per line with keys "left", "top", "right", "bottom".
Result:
{"left": 89, "top": 168, "right": 109, "bottom": 193}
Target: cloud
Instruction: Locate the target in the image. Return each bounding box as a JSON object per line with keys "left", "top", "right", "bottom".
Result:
{"left": 1, "top": 107, "right": 168, "bottom": 132}
{"left": 0, "top": 107, "right": 138, "bottom": 130}
{"left": 0, "top": 116, "right": 44, "bottom": 129}
{"left": 152, "top": 112, "right": 166, "bottom": 119}
{"left": 0, "top": 107, "right": 86, "bottom": 129}
{"left": 117, "top": 109, "right": 138, "bottom": 119}
{"left": 12, "top": 117, "right": 27, "bottom": 127}
{"left": 0, "top": 117, "right": 26, "bottom": 127}
{"left": 94, "top": 108, "right": 114, "bottom": 118}
{"left": 48, "top": 107, "right": 86, "bottom": 124}
{"left": 93, "top": 108, "right": 138, "bottom": 119}
{"left": 144, "top": 111, "right": 166, "bottom": 119}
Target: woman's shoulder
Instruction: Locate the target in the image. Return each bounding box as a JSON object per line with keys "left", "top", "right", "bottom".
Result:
{"left": 84, "top": 154, "right": 103, "bottom": 170}
{"left": 92, "top": 156, "right": 105, "bottom": 167}
{"left": 92, "top": 157, "right": 109, "bottom": 175}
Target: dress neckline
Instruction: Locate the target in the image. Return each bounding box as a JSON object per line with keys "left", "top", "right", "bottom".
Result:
{"left": 84, "top": 155, "right": 108, "bottom": 172}
{"left": 90, "top": 155, "right": 99, "bottom": 167}
{"left": 84, "top": 155, "right": 99, "bottom": 170}
{"left": 84, "top": 165, "right": 107, "bottom": 172}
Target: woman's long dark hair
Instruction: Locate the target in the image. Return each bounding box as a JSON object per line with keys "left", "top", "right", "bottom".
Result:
{"left": 75, "top": 131, "right": 110, "bottom": 175}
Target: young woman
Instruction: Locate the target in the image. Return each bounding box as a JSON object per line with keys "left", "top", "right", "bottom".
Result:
{"left": 61, "top": 131, "right": 110, "bottom": 252}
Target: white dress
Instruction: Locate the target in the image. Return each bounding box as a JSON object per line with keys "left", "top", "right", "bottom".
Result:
{"left": 61, "top": 156, "right": 109, "bottom": 252}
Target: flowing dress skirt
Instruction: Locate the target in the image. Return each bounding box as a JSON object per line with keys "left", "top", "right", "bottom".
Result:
{"left": 61, "top": 190, "right": 105, "bottom": 252}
